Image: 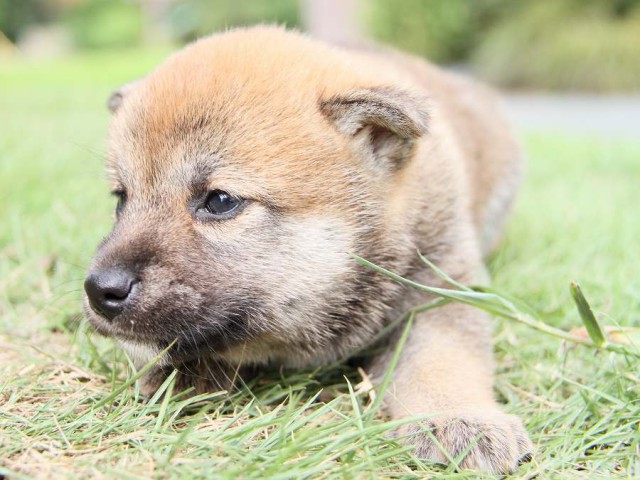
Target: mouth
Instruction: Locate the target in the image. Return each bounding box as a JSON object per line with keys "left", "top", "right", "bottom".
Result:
{"left": 83, "top": 295, "right": 253, "bottom": 364}
{"left": 84, "top": 304, "right": 187, "bottom": 366}
{"left": 116, "top": 338, "right": 170, "bottom": 368}
{"left": 83, "top": 297, "right": 145, "bottom": 341}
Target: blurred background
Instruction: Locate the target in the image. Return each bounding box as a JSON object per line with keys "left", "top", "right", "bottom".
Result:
{"left": 0, "top": 0, "right": 640, "bottom": 92}
{"left": 1, "top": 0, "right": 640, "bottom": 92}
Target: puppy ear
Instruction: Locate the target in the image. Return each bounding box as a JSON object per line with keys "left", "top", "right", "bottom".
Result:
{"left": 107, "top": 80, "right": 141, "bottom": 113}
{"left": 320, "top": 87, "right": 429, "bottom": 169}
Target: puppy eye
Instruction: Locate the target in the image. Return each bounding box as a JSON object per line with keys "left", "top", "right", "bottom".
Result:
{"left": 112, "top": 190, "right": 126, "bottom": 216}
{"left": 202, "top": 190, "right": 243, "bottom": 218}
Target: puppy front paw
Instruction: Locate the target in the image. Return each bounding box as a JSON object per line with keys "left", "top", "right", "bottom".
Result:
{"left": 398, "top": 410, "right": 533, "bottom": 474}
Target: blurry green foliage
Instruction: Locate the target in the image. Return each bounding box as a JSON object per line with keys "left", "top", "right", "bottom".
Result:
{"left": 167, "top": 0, "right": 299, "bottom": 43}
{"left": 367, "top": 0, "right": 640, "bottom": 91}
{"left": 365, "top": 0, "right": 511, "bottom": 63}
{"left": 66, "top": 0, "right": 143, "bottom": 50}
{"left": 2, "top": 0, "right": 640, "bottom": 91}
{"left": 472, "top": 1, "right": 640, "bottom": 91}
{"left": 0, "top": 0, "right": 52, "bottom": 42}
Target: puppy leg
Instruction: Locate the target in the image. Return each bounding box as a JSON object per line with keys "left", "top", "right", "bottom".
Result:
{"left": 372, "top": 302, "right": 532, "bottom": 474}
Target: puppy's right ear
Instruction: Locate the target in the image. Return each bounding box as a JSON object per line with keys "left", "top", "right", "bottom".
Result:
{"left": 320, "top": 87, "right": 429, "bottom": 171}
{"left": 107, "top": 80, "right": 140, "bottom": 113}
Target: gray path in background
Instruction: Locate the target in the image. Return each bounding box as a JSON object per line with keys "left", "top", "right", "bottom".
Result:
{"left": 501, "top": 94, "right": 640, "bottom": 138}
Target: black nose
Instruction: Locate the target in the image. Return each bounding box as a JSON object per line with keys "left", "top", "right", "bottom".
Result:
{"left": 84, "top": 268, "right": 138, "bottom": 320}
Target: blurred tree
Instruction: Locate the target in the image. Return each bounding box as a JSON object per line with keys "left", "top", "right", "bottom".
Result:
{"left": 2, "top": 0, "right": 638, "bottom": 91}
{"left": 365, "top": 0, "right": 500, "bottom": 63}
{"left": 0, "top": 0, "right": 53, "bottom": 42}
{"left": 611, "top": 0, "right": 640, "bottom": 16}
{"left": 66, "top": 0, "right": 143, "bottom": 49}
{"left": 167, "top": 0, "right": 299, "bottom": 43}
{"left": 472, "top": 0, "right": 640, "bottom": 91}
{"left": 365, "top": 0, "right": 640, "bottom": 91}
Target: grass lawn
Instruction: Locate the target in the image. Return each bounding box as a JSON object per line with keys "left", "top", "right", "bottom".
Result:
{"left": 1, "top": 51, "right": 639, "bottom": 479}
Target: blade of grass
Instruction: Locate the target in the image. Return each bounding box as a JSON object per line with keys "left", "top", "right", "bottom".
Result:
{"left": 353, "top": 255, "right": 640, "bottom": 358}
{"left": 367, "top": 312, "right": 414, "bottom": 417}
{"left": 417, "top": 250, "right": 472, "bottom": 291}
{"left": 154, "top": 370, "right": 177, "bottom": 433}
{"left": 570, "top": 281, "right": 606, "bottom": 348}
{"left": 92, "top": 341, "right": 175, "bottom": 410}
{"left": 349, "top": 297, "right": 449, "bottom": 359}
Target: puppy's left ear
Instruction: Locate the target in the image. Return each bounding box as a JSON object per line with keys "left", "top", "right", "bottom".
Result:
{"left": 320, "top": 87, "right": 429, "bottom": 169}
{"left": 107, "top": 79, "right": 141, "bottom": 113}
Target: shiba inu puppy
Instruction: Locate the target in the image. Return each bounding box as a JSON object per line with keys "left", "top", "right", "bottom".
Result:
{"left": 84, "top": 27, "right": 531, "bottom": 473}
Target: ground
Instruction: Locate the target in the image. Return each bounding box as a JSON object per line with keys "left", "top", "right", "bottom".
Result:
{"left": 1, "top": 50, "right": 639, "bottom": 479}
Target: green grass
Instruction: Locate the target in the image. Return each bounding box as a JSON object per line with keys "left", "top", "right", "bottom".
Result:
{"left": 1, "top": 52, "right": 639, "bottom": 479}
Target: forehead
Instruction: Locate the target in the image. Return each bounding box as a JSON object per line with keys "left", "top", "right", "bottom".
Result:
{"left": 108, "top": 91, "right": 347, "bottom": 203}
{"left": 107, "top": 87, "right": 356, "bottom": 213}
{"left": 106, "top": 29, "right": 371, "bottom": 205}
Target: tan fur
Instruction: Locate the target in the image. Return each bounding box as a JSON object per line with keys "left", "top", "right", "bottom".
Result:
{"left": 85, "top": 27, "right": 531, "bottom": 474}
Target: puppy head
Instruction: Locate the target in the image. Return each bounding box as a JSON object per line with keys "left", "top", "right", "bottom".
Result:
{"left": 84, "top": 27, "right": 429, "bottom": 368}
